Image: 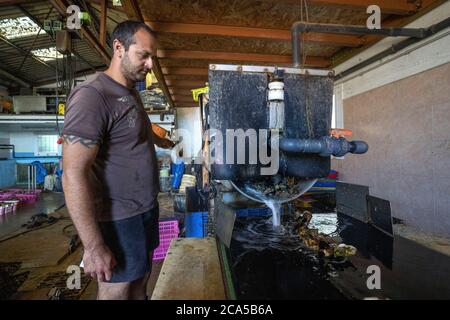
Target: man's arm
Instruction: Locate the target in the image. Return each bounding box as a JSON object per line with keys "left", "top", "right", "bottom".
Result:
{"left": 62, "top": 135, "right": 116, "bottom": 282}
{"left": 152, "top": 130, "right": 175, "bottom": 149}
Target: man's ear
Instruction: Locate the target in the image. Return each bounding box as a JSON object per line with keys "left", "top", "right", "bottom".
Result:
{"left": 113, "top": 39, "right": 124, "bottom": 58}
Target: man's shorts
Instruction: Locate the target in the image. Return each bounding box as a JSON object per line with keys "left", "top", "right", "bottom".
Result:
{"left": 99, "top": 203, "right": 160, "bottom": 283}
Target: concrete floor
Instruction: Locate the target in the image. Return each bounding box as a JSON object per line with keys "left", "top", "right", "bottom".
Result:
{"left": 0, "top": 191, "right": 176, "bottom": 300}
{"left": 0, "top": 191, "right": 65, "bottom": 239}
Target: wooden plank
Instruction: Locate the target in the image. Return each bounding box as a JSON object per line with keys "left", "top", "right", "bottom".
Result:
{"left": 120, "top": 0, "right": 143, "bottom": 21}
{"left": 165, "top": 79, "right": 207, "bottom": 87}
{"left": 164, "top": 74, "right": 208, "bottom": 81}
{"left": 147, "top": 22, "right": 363, "bottom": 47}
{"left": 162, "top": 67, "right": 208, "bottom": 76}
{"left": 99, "top": 0, "right": 107, "bottom": 47}
{"left": 151, "top": 237, "right": 226, "bottom": 300}
{"left": 264, "top": 0, "right": 418, "bottom": 15}
{"left": 158, "top": 49, "right": 330, "bottom": 67}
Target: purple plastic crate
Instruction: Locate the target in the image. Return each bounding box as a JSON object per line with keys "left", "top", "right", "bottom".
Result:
{"left": 152, "top": 220, "right": 179, "bottom": 261}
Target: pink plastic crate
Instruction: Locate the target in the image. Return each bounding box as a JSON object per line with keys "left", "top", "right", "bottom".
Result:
{"left": 152, "top": 220, "right": 179, "bottom": 261}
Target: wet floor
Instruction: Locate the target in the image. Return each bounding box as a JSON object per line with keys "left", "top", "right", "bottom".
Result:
{"left": 0, "top": 191, "right": 65, "bottom": 239}
{"left": 229, "top": 212, "right": 450, "bottom": 300}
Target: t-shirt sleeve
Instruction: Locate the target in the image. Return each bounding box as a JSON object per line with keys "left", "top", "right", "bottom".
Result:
{"left": 61, "top": 86, "right": 108, "bottom": 143}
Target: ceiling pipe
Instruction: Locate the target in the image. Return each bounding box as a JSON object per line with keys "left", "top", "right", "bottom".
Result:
{"left": 291, "top": 22, "right": 428, "bottom": 68}
{"left": 335, "top": 16, "right": 450, "bottom": 80}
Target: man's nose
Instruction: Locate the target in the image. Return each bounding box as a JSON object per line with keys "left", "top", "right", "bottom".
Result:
{"left": 145, "top": 56, "right": 153, "bottom": 70}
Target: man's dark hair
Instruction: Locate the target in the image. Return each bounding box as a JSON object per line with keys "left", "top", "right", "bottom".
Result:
{"left": 111, "top": 20, "right": 156, "bottom": 51}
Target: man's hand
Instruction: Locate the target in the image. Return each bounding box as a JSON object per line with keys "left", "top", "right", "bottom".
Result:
{"left": 83, "top": 244, "right": 117, "bottom": 282}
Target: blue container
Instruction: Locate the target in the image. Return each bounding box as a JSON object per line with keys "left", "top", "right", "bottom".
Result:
{"left": 185, "top": 211, "right": 208, "bottom": 237}
{"left": 135, "top": 80, "right": 146, "bottom": 91}
{"left": 171, "top": 161, "right": 185, "bottom": 189}
{"left": 235, "top": 207, "right": 271, "bottom": 218}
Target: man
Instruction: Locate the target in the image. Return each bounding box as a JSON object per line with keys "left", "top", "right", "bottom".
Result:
{"left": 62, "top": 21, "right": 166, "bottom": 300}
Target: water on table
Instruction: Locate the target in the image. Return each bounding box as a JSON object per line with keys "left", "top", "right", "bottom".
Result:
{"left": 229, "top": 211, "right": 450, "bottom": 299}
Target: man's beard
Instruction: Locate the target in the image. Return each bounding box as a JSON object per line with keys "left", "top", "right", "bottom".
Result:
{"left": 120, "top": 52, "right": 147, "bottom": 83}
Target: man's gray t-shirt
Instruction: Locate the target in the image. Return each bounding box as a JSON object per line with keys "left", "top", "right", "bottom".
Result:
{"left": 62, "top": 72, "right": 159, "bottom": 222}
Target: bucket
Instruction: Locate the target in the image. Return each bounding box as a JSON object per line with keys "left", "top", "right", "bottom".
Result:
{"left": 159, "top": 176, "right": 171, "bottom": 192}
{"left": 172, "top": 192, "right": 186, "bottom": 213}
{"left": 171, "top": 162, "right": 185, "bottom": 189}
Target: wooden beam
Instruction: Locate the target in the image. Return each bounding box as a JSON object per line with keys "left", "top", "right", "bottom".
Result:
{"left": 166, "top": 79, "right": 206, "bottom": 87}
{"left": 174, "top": 103, "right": 199, "bottom": 108}
{"left": 85, "top": 0, "right": 125, "bottom": 12}
{"left": 121, "top": 0, "right": 143, "bottom": 21}
{"left": 147, "top": 21, "right": 363, "bottom": 47}
{"left": 172, "top": 96, "right": 195, "bottom": 103}
{"left": 332, "top": 0, "right": 445, "bottom": 66}
{"left": 164, "top": 74, "right": 208, "bottom": 81}
{"left": 0, "top": 0, "right": 40, "bottom": 5}
{"left": 50, "top": 0, "right": 111, "bottom": 64}
{"left": 168, "top": 83, "right": 203, "bottom": 89}
{"left": 158, "top": 49, "right": 330, "bottom": 68}
{"left": 263, "top": 0, "right": 418, "bottom": 15}
{"left": 169, "top": 88, "right": 195, "bottom": 96}
{"left": 162, "top": 67, "right": 209, "bottom": 76}
{"left": 99, "top": 0, "right": 107, "bottom": 47}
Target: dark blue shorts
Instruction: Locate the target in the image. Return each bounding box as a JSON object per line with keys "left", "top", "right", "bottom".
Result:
{"left": 99, "top": 204, "right": 160, "bottom": 283}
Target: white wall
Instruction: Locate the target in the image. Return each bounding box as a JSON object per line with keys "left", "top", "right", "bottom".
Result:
{"left": 334, "top": 1, "right": 450, "bottom": 99}
{"left": 175, "top": 108, "right": 203, "bottom": 161}
{"left": 9, "top": 131, "right": 61, "bottom": 156}
{"left": 332, "top": 1, "right": 450, "bottom": 236}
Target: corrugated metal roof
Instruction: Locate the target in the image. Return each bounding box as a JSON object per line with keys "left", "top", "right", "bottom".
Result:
{"left": 0, "top": 0, "right": 127, "bottom": 88}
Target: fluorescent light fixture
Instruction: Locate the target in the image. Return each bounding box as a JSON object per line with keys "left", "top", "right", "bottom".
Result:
{"left": 0, "top": 16, "right": 41, "bottom": 39}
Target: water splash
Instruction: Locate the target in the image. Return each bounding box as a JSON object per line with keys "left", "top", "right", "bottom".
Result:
{"left": 265, "top": 200, "right": 282, "bottom": 227}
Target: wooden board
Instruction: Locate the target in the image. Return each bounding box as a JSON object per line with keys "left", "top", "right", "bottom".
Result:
{"left": 151, "top": 237, "right": 226, "bottom": 300}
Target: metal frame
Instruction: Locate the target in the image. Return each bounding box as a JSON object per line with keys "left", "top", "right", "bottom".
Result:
{"left": 209, "top": 64, "right": 332, "bottom": 77}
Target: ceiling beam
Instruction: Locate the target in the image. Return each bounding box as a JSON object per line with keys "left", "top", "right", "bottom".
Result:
{"left": 164, "top": 75, "right": 208, "bottom": 81}
{"left": 0, "top": 0, "right": 40, "bottom": 5}
{"left": 147, "top": 21, "right": 364, "bottom": 47}
{"left": 0, "top": 65, "right": 31, "bottom": 87}
{"left": 174, "top": 103, "right": 199, "bottom": 108}
{"left": 162, "top": 67, "right": 209, "bottom": 76}
{"left": 165, "top": 79, "right": 206, "bottom": 87}
{"left": 120, "top": 0, "right": 175, "bottom": 110}
{"left": 99, "top": 0, "right": 107, "bottom": 47}
{"left": 50, "top": 0, "right": 111, "bottom": 64}
{"left": 0, "top": 34, "right": 56, "bottom": 73}
{"left": 168, "top": 88, "right": 196, "bottom": 96}
{"left": 120, "top": 0, "right": 143, "bottom": 21}
{"left": 36, "top": 66, "right": 101, "bottom": 85}
{"left": 84, "top": 0, "right": 125, "bottom": 12}
{"left": 332, "top": 0, "right": 445, "bottom": 66}
{"left": 263, "top": 0, "right": 419, "bottom": 15}
{"left": 172, "top": 96, "right": 195, "bottom": 103}
{"left": 158, "top": 49, "right": 330, "bottom": 68}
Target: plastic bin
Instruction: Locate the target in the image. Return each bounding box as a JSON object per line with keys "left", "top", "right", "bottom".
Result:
{"left": 152, "top": 220, "right": 179, "bottom": 261}
{"left": 185, "top": 211, "right": 208, "bottom": 237}
{"left": 235, "top": 207, "right": 271, "bottom": 218}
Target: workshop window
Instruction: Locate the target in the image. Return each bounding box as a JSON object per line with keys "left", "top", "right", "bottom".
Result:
{"left": 37, "top": 135, "right": 59, "bottom": 156}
